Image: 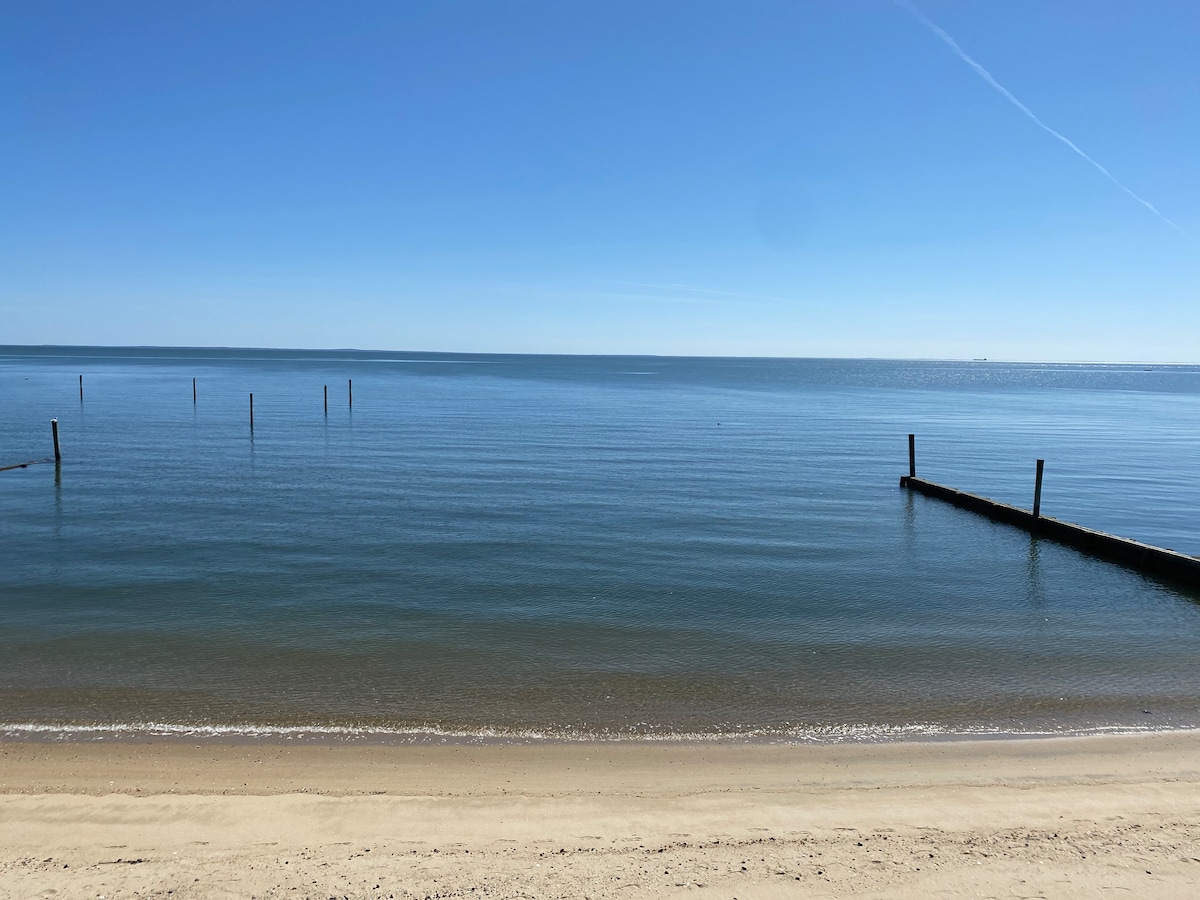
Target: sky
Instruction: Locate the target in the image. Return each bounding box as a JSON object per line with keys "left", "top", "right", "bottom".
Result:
{"left": 4, "top": 1, "right": 1199, "bottom": 361}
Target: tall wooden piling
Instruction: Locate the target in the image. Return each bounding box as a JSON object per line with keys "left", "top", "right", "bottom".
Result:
{"left": 908, "top": 434, "right": 916, "bottom": 478}
{"left": 348, "top": 379, "right": 353, "bottom": 409}
{"left": 1033, "top": 459, "right": 1045, "bottom": 519}
{"left": 193, "top": 377, "right": 197, "bottom": 404}
{"left": 78, "top": 375, "right": 83, "bottom": 402}
{"left": 324, "top": 384, "right": 328, "bottom": 414}
{"left": 249, "top": 393, "right": 254, "bottom": 430}
{"left": 50, "top": 418, "right": 61, "bottom": 462}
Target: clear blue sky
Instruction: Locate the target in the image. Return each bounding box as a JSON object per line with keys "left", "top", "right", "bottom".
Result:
{"left": 4, "top": 1, "right": 1198, "bottom": 360}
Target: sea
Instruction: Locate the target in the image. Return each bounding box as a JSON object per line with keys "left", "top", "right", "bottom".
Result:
{"left": 2, "top": 346, "right": 1200, "bottom": 743}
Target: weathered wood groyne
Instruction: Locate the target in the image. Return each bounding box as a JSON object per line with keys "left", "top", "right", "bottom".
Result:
{"left": 0, "top": 457, "right": 54, "bottom": 473}
{"left": 900, "top": 435, "right": 1200, "bottom": 587}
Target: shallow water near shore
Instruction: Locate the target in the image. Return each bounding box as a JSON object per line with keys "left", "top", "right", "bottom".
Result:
{"left": 3, "top": 347, "right": 1200, "bottom": 740}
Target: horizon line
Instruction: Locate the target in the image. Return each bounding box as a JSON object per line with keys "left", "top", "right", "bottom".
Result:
{"left": 0, "top": 343, "right": 1195, "bottom": 367}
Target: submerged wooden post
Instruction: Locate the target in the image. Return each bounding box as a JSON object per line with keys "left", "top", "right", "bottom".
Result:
{"left": 348, "top": 378, "right": 353, "bottom": 409}
{"left": 324, "top": 384, "right": 328, "bottom": 414}
{"left": 193, "top": 377, "right": 197, "bottom": 404}
{"left": 249, "top": 393, "right": 254, "bottom": 430}
{"left": 78, "top": 375, "right": 83, "bottom": 402}
{"left": 50, "top": 418, "right": 61, "bottom": 462}
{"left": 908, "top": 434, "right": 916, "bottom": 478}
{"left": 1033, "top": 459, "right": 1045, "bottom": 519}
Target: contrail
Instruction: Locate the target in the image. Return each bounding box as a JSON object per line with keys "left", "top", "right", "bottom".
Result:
{"left": 894, "top": 0, "right": 1189, "bottom": 238}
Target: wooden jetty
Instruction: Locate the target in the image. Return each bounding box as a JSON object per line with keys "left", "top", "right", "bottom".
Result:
{"left": 0, "top": 458, "right": 54, "bottom": 473}
{"left": 900, "top": 435, "right": 1200, "bottom": 587}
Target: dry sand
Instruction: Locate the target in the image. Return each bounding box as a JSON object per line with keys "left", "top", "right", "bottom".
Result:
{"left": 2, "top": 731, "right": 1200, "bottom": 898}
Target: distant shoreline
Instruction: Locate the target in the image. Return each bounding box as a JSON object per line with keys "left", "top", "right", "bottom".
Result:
{"left": 3, "top": 343, "right": 1198, "bottom": 366}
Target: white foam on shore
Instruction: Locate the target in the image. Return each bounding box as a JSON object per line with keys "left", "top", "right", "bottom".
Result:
{"left": 0, "top": 720, "right": 1182, "bottom": 745}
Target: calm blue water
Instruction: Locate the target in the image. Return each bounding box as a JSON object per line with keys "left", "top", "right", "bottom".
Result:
{"left": 2, "top": 347, "right": 1200, "bottom": 741}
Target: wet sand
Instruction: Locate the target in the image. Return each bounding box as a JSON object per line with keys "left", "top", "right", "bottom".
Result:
{"left": 2, "top": 731, "right": 1200, "bottom": 898}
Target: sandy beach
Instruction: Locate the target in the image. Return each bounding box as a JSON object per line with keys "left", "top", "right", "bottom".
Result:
{"left": 1, "top": 731, "right": 1198, "bottom": 898}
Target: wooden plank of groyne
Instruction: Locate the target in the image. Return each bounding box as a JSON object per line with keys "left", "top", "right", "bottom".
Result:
{"left": 899, "top": 475, "right": 1200, "bottom": 587}
{"left": 0, "top": 458, "right": 53, "bottom": 473}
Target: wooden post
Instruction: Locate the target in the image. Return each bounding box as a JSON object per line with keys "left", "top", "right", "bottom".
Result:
{"left": 51, "top": 418, "right": 61, "bottom": 462}
{"left": 1033, "top": 459, "right": 1045, "bottom": 519}
{"left": 79, "top": 375, "right": 83, "bottom": 402}
{"left": 249, "top": 393, "right": 254, "bottom": 430}
{"left": 908, "top": 434, "right": 916, "bottom": 478}
{"left": 348, "top": 378, "right": 353, "bottom": 409}
{"left": 324, "top": 384, "right": 328, "bottom": 414}
{"left": 192, "top": 377, "right": 197, "bottom": 404}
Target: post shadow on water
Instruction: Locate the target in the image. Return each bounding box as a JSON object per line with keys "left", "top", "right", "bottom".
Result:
{"left": 901, "top": 488, "right": 917, "bottom": 552}
{"left": 1025, "top": 536, "right": 1046, "bottom": 611}
{"left": 903, "top": 484, "right": 1046, "bottom": 612}
{"left": 1136, "top": 564, "right": 1200, "bottom": 608}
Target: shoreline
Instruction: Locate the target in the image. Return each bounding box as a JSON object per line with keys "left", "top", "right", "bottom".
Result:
{"left": 4, "top": 731, "right": 1200, "bottom": 897}
{"left": 1, "top": 719, "right": 1193, "bottom": 748}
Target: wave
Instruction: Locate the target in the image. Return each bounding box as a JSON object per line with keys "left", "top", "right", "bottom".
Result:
{"left": 0, "top": 720, "right": 1186, "bottom": 745}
